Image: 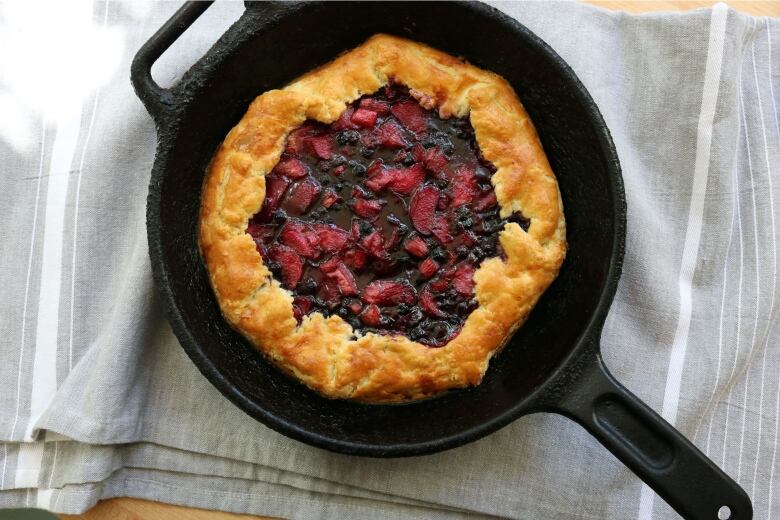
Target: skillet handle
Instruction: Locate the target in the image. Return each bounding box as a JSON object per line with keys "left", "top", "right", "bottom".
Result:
{"left": 130, "top": 1, "right": 214, "bottom": 119}
{"left": 549, "top": 352, "right": 752, "bottom": 520}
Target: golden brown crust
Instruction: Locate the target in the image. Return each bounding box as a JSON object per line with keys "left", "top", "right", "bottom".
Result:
{"left": 199, "top": 34, "right": 566, "bottom": 402}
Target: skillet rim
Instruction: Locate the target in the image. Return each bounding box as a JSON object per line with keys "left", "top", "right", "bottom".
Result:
{"left": 142, "top": 0, "right": 627, "bottom": 457}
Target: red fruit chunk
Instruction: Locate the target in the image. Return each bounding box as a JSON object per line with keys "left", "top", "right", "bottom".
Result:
{"left": 279, "top": 221, "right": 320, "bottom": 258}
{"left": 429, "top": 277, "right": 449, "bottom": 293}
{"left": 320, "top": 277, "right": 341, "bottom": 302}
{"left": 452, "top": 262, "right": 476, "bottom": 296}
{"left": 411, "top": 144, "right": 426, "bottom": 162}
{"left": 351, "top": 108, "right": 378, "bottom": 128}
{"left": 287, "top": 177, "right": 322, "bottom": 214}
{"left": 462, "top": 231, "right": 479, "bottom": 247}
{"left": 314, "top": 223, "right": 349, "bottom": 253}
{"left": 268, "top": 244, "right": 304, "bottom": 288}
{"left": 420, "top": 285, "right": 446, "bottom": 317}
{"left": 259, "top": 174, "right": 291, "bottom": 220}
{"left": 247, "top": 222, "right": 275, "bottom": 248}
{"left": 419, "top": 258, "right": 439, "bottom": 278}
{"left": 403, "top": 235, "right": 429, "bottom": 258}
{"left": 391, "top": 100, "right": 428, "bottom": 134}
{"left": 449, "top": 166, "right": 478, "bottom": 207}
{"left": 273, "top": 157, "right": 307, "bottom": 179}
{"left": 362, "top": 280, "right": 416, "bottom": 306}
{"left": 473, "top": 190, "right": 497, "bottom": 212}
{"left": 437, "top": 193, "right": 450, "bottom": 210}
{"left": 422, "top": 147, "right": 449, "bottom": 178}
{"left": 430, "top": 215, "right": 453, "bottom": 244}
{"left": 292, "top": 296, "right": 313, "bottom": 323}
{"left": 324, "top": 261, "right": 359, "bottom": 296}
{"left": 387, "top": 226, "right": 406, "bottom": 250}
{"left": 351, "top": 197, "right": 384, "bottom": 218}
{"left": 333, "top": 106, "right": 359, "bottom": 130}
{"left": 387, "top": 163, "right": 426, "bottom": 195}
{"left": 365, "top": 169, "right": 395, "bottom": 193}
{"left": 319, "top": 256, "right": 341, "bottom": 273}
{"left": 321, "top": 189, "right": 339, "bottom": 208}
{"left": 333, "top": 165, "right": 346, "bottom": 176}
{"left": 374, "top": 120, "right": 408, "bottom": 149}
{"left": 366, "top": 159, "right": 384, "bottom": 177}
{"left": 286, "top": 124, "right": 318, "bottom": 154}
{"left": 343, "top": 248, "right": 368, "bottom": 270}
{"left": 361, "top": 230, "right": 387, "bottom": 259}
{"left": 360, "top": 304, "right": 382, "bottom": 326}
{"left": 359, "top": 97, "right": 390, "bottom": 115}
{"left": 347, "top": 300, "right": 363, "bottom": 314}
{"left": 305, "top": 135, "right": 333, "bottom": 160}
{"left": 409, "top": 184, "right": 440, "bottom": 235}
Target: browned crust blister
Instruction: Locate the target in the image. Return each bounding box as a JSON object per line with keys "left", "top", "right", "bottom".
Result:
{"left": 199, "top": 34, "right": 566, "bottom": 402}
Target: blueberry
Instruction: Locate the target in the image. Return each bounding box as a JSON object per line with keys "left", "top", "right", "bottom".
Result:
{"left": 469, "top": 247, "right": 486, "bottom": 262}
{"left": 338, "top": 130, "right": 360, "bottom": 144}
{"left": 267, "top": 262, "right": 282, "bottom": 277}
{"left": 298, "top": 277, "right": 317, "bottom": 294}
{"left": 432, "top": 248, "right": 448, "bottom": 262}
{"left": 402, "top": 154, "right": 416, "bottom": 166}
{"left": 456, "top": 245, "right": 469, "bottom": 258}
{"left": 457, "top": 216, "right": 475, "bottom": 230}
{"left": 407, "top": 307, "right": 423, "bottom": 325}
{"left": 434, "top": 179, "right": 448, "bottom": 189}
{"left": 379, "top": 316, "right": 394, "bottom": 327}
{"left": 331, "top": 155, "right": 347, "bottom": 166}
{"left": 359, "top": 221, "right": 373, "bottom": 235}
{"left": 273, "top": 209, "right": 287, "bottom": 224}
{"left": 359, "top": 147, "right": 375, "bottom": 158}
{"left": 397, "top": 303, "right": 412, "bottom": 314}
{"left": 352, "top": 163, "right": 367, "bottom": 176}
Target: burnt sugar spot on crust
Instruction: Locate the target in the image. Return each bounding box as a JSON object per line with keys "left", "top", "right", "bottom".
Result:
{"left": 246, "top": 84, "right": 529, "bottom": 347}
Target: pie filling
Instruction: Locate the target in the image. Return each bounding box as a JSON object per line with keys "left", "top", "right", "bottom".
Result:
{"left": 246, "top": 84, "right": 529, "bottom": 346}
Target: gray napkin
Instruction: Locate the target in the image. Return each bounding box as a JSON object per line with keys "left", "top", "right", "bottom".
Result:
{"left": 1, "top": 1, "right": 779, "bottom": 518}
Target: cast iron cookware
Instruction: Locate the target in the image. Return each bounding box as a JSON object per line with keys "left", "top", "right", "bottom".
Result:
{"left": 131, "top": 2, "right": 752, "bottom": 518}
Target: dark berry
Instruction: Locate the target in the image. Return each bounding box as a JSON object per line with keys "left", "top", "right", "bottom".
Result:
{"left": 352, "top": 163, "right": 367, "bottom": 176}
{"left": 431, "top": 248, "right": 449, "bottom": 262}
{"left": 298, "top": 277, "right": 317, "bottom": 294}
{"left": 359, "top": 221, "right": 373, "bottom": 235}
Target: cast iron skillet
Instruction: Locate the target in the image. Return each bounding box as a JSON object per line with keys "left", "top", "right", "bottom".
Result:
{"left": 131, "top": 2, "right": 752, "bottom": 519}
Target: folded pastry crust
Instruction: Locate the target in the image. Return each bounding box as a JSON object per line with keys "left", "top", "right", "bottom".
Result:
{"left": 199, "top": 34, "right": 566, "bottom": 402}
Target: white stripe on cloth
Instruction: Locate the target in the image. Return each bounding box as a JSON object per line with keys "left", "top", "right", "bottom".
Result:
{"left": 735, "top": 49, "right": 763, "bottom": 484}
{"left": 67, "top": 69, "right": 103, "bottom": 372}
{"left": 9, "top": 114, "right": 47, "bottom": 441}
{"left": 766, "top": 21, "right": 780, "bottom": 520}
{"left": 636, "top": 4, "right": 729, "bottom": 519}
{"left": 26, "top": 103, "right": 85, "bottom": 441}
{"left": 13, "top": 0, "right": 96, "bottom": 505}
{"left": 748, "top": 29, "right": 777, "bottom": 503}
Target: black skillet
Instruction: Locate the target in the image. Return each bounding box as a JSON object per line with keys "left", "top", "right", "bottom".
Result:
{"left": 131, "top": 2, "right": 752, "bottom": 519}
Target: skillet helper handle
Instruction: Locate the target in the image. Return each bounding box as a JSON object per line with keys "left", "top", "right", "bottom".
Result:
{"left": 130, "top": 1, "right": 214, "bottom": 118}
{"left": 552, "top": 353, "right": 752, "bottom": 520}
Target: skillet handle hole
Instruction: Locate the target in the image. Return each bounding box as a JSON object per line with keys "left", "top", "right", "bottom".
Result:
{"left": 717, "top": 505, "right": 731, "bottom": 520}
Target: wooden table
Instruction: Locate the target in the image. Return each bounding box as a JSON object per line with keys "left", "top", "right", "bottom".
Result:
{"left": 61, "top": 1, "right": 778, "bottom": 519}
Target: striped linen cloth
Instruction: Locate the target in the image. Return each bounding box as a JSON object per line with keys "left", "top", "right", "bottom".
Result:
{"left": 1, "top": 1, "right": 779, "bottom": 518}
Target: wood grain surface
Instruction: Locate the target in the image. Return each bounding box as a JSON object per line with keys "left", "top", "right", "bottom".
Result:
{"left": 61, "top": 1, "right": 779, "bottom": 519}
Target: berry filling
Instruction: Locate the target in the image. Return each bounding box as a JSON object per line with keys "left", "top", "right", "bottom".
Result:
{"left": 246, "top": 84, "right": 529, "bottom": 347}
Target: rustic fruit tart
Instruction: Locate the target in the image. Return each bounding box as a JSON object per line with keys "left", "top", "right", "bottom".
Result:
{"left": 200, "top": 34, "right": 566, "bottom": 402}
